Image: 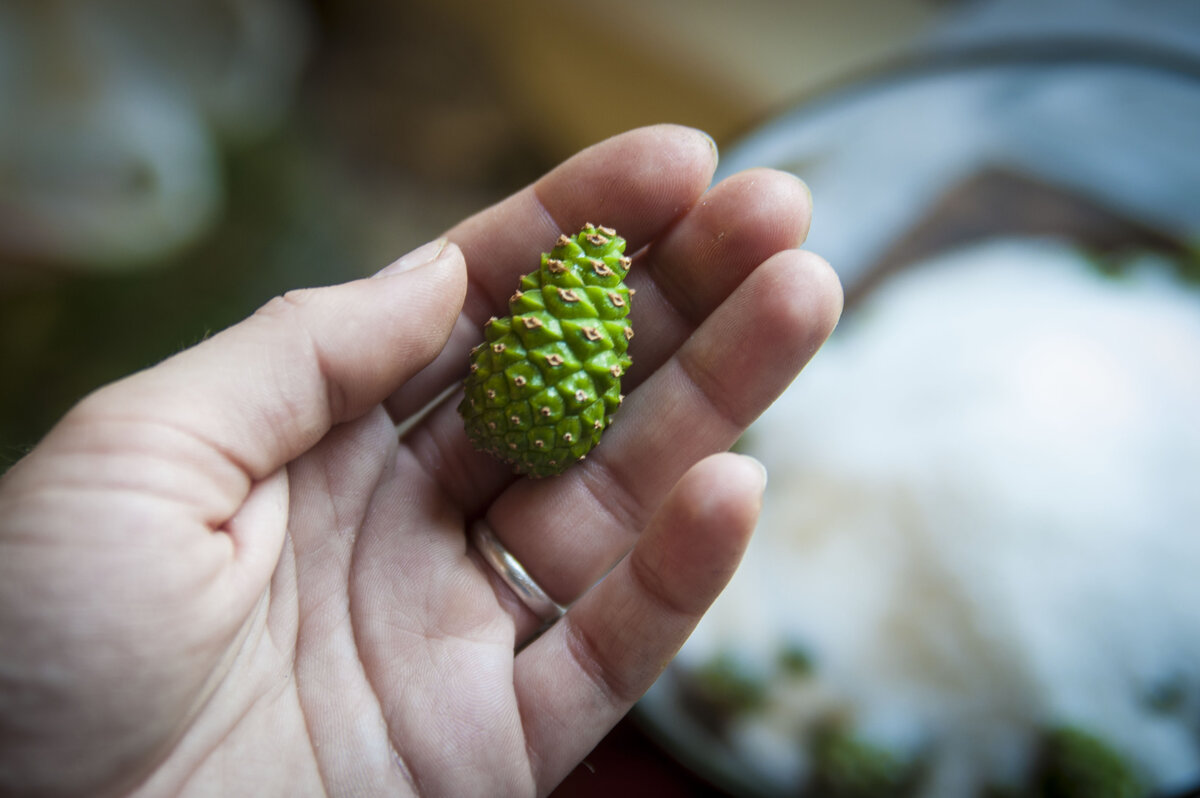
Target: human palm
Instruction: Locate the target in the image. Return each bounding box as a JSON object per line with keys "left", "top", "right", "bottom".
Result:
{"left": 0, "top": 126, "right": 841, "bottom": 796}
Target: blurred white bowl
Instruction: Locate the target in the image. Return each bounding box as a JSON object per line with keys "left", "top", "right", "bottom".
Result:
{"left": 640, "top": 45, "right": 1200, "bottom": 798}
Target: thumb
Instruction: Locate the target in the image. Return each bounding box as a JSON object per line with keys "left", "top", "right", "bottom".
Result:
{"left": 70, "top": 239, "right": 467, "bottom": 483}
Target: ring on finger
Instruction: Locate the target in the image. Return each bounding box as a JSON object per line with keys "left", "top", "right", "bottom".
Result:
{"left": 471, "top": 519, "right": 566, "bottom": 624}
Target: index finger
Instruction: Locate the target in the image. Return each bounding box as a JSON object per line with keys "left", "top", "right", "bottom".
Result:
{"left": 384, "top": 124, "right": 719, "bottom": 422}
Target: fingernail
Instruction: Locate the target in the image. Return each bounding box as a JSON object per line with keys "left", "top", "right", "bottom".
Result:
{"left": 373, "top": 237, "right": 450, "bottom": 278}
{"left": 797, "top": 177, "right": 813, "bottom": 211}
{"left": 741, "top": 454, "right": 768, "bottom": 489}
{"left": 698, "top": 128, "right": 719, "bottom": 168}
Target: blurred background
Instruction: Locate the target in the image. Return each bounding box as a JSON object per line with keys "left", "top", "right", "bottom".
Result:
{"left": 3, "top": 1, "right": 1199, "bottom": 796}
{"left": 0, "top": 0, "right": 949, "bottom": 459}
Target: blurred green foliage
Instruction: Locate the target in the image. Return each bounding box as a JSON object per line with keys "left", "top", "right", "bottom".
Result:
{"left": 691, "top": 652, "right": 770, "bottom": 718}
{"left": 807, "top": 725, "right": 920, "bottom": 798}
{"left": 777, "top": 640, "right": 816, "bottom": 678}
{"left": 1032, "top": 726, "right": 1145, "bottom": 798}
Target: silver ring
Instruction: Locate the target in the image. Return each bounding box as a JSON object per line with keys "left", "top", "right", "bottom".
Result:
{"left": 471, "top": 520, "right": 566, "bottom": 623}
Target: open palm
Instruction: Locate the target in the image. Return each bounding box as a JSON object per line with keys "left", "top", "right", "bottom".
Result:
{"left": 0, "top": 126, "right": 841, "bottom": 797}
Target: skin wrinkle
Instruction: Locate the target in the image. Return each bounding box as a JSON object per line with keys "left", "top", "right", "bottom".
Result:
{"left": 527, "top": 458, "right": 763, "bottom": 772}
{"left": 669, "top": 253, "right": 841, "bottom": 436}
{"left": 280, "top": 601, "right": 336, "bottom": 798}
{"left": 298, "top": 612, "right": 419, "bottom": 793}
{"left": 672, "top": 343, "right": 757, "bottom": 435}
{"left": 400, "top": 400, "right": 505, "bottom": 517}
{"left": 626, "top": 535, "right": 700, "bottom": 621}
{"left": 621, "top": 265, "right": 693, "bottom": 375}
{"left": 295, "top": 432, "right": 422, "bottom": 796}
{"left": 176, "top": 670, "right": 306, "bottom": 797}
{"left": 364, "top": 631, "right": 490, "bottom": 796}
{"left": 49, "top": 410, "right": 252, "bottom": 529}
{"left": 3, "top": 486, "right": 210, "bottom": 543}
{"left": 567, "top": 449, "right": 648, "bottom": 564}
{"left": 241, "top": 262, "right": 465, "bottom": 480}
{"left": 518, "top": 696, "right": 551, "bottom": 794}
{"left": 399, "top": 414, "right": 471, "bottom": 507}
{"left": 342, "top": 454, "right": 528, "bottom": 794}
{"left": 290, "top": 458, "right": 342, "bottom": 634}
{"left": 560, "top": 612, "right": 639, "bottom": 709}
{"left": 252, "top": 293, "right": 344, "bottom": 452}
{"left": 384, "top": 315, "right": 479, "bottom": 425}
{"left": 640, "top": 243, "right": 711, "bottom": 332}
{"left": 346, "top": 515, "right": 428, "bottom": 795}
{"left": 224, "top": 532, "right": 300, "bottom": 789}
{"left": 330, "top": 654, "right": 421, "bottom": 798}
{"left": 151, "top": 587, "right": 282, "bottom": 797}
{"left": 639, "top": 169, "right": 812, "bottom": 325}
{"left": 39, "top": 412, "right": 240, "bottom": 490}
{"left": 18, "top": 459, "right": 226, "bottom": 533}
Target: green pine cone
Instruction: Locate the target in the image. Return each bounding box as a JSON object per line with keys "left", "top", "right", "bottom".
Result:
{"left": 458, "top": 223, "right": 634, "bottom": 477}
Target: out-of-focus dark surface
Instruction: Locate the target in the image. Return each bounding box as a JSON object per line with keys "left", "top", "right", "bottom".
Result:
{"left": 556, "top": 716, "right": 735, "bottom": 797}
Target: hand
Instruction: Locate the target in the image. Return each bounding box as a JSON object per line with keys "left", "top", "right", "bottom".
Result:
{"left": 0, "top": 125, "right": 841, "bottom": 796}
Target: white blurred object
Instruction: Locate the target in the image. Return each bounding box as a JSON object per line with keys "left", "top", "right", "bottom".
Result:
{"left": 653, "top": 239, "right": 1200, "bottom": 796}
{"left": 0, "top": 0, "right": 309, "bottom": 268}
{"left": 646, "top": 5, "right": 1200, "bottom": 795}
{"left": 716, "top": 7, "right": 1200, "bottom": 294}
